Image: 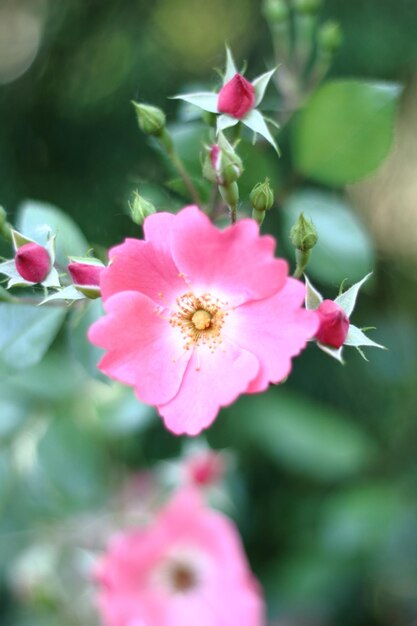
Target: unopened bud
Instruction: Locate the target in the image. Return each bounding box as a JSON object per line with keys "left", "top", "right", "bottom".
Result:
{"left": 203, "top": 132, "right": 243, "bottom": 186}
{"left": 131, "top": 102, "right": 166, "bottom": 136}
{"left": 262, "top": 0, "right": 290, "bottom": 23}
{"left": 315, "top": 299, "right": 349, "bottom": 348}
{"left": 289, "top": 213, "right": 318, "bottom": 252}
{"left": 293, "top": 0, "right": 322, "bottom": 14}
{"left": 128, "top": 190, "right": 156, "bottom": 225}
{"left": 0, "top": 205, "right": 6, "bottom": 229}
{"left": 15, "top": 242, "right": 51, "bottom": 283}
{"left": 219, "top": 181, "right": 239, "bottom": 209}
{"left": 250, "top": 178, "right": 274, "bottom": 212}
{"left": 68, "top": 258, "right": 104, "bottom": 299}
{"left": 318, "top": 20, "right": 343, "bottom": 53}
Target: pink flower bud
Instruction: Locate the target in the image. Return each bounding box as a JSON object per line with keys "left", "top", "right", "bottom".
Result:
{"left": 210, "top": 144, "right": 221, "bottom": 172}
{"left": 218, "top": 73, "right": 256, "bottom": 119}
{"left": 68, "top": 261, "right": 102, "bottom": 287}
{"left": 186, "top": 451, "right": 225, "bottom": 487}
{"left": 15, "top": 242, "right": 51, "bottom": 283}
{"left": 315, "top": 299, "right": 350, "bottom": 348}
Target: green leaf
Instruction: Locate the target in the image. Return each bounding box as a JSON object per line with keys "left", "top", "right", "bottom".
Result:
{"left": 38, "top": 415, "right": 107, "bottom": 507}
{"left": 235, "top": 391, "right": 377, "bottom": 481}
{"left": 224, "top": 45, "right": 238, "bottom": 83}
{"left": 319, "top": 483, "right": 406, "bottom": 555}
{"left": 17, "top": 200, "right": 89, "bottom": 267}
{"left": 282, "top": 189, "right": 374, "bottom": 285}
{"left": 67, "top": 299, "right": 104, "bottom": 377}
{"left": 304, "top": 274, "right": 323, "bottom": 310}
{"left": 0, "top": 304, "right": 66, "bottom": 372}
{"left": 293, "top": 80, "right": 402, "bottom": 186}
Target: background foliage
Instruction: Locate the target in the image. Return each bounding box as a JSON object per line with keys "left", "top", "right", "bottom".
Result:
{"left": 1, "top": 0, "right": 417, "bottom": 624}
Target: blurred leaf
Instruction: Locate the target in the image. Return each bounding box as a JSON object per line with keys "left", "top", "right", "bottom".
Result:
{"left": 236, "top": 391, "right": 378, "bottom": 480}
{"left": 67, "top": 300, "right": 104, "bottom": 378}
{"left": 319, "top": 483, "right": 406, "bottom": 556}
{"left": 0, "top": 304, "right": 66, "bottom": 372}
{"left": 282, "top": 189, "right": 374, "bottom": 285}
{"left": 96, "top": 386, "right": 154, "bottom": 436}
{"left": 37, "top": 416, "right": 107, "bottom": 508}
{"left": 293, "top": 80, "right": 401, "bottom": 186}
{"left": 17, "top": 200, "right": 89, "bottom": 267}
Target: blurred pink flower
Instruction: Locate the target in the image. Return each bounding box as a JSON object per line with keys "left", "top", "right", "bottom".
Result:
{"left": 185, "top": 450, "right": 225, "bottom": 488}
{"left": 88, "top": 206, "right": 317, "bottom": 435}
{"left": 218, "top": 73, "right": 256, "bottom": 119}
{"left": 95, "top": 488, "right": 265, "bottom": 626}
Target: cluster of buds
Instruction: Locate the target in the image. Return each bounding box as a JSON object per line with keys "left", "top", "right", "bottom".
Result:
{"left": 203, "top": 131, "right": 243, "bottom": 222}
{"left": 0, "top": 216, "right": 105, "bottom": 304}
{"left": 289, "top": 212, "right": 318, "bottom": 278}
{"left": 128, "top": 190, "right": 156, "bottom": 226}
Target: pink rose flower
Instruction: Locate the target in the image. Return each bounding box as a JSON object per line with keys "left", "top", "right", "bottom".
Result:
{"left": 88, "top": 206, "right": 318, "bottom": 435}
{"left": 95, "top": 488, "right": 265, "bottom": 626}
{"left": 315, "top": 299, "right": 350, "bottom": 348}
{"left": 15, "top": 242, "right": 51, "bottom": 283}
{"left": 218, "top": 73, "right": 256, "bottom": 119}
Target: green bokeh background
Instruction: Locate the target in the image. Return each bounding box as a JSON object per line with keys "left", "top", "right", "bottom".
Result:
{"left": 1, "top": 1, "right": 417, "bottom": 625}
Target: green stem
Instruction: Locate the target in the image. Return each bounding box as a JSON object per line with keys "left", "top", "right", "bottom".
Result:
{"left": 293, "top": 248, "right": 311, "bottom": 278}
{"left": 159, "top": 129, "right": 203, "bottom": 207}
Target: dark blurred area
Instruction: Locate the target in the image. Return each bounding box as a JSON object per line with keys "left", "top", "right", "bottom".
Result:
{"left": 1, "top": 1, "right": 417, "bottom": 625}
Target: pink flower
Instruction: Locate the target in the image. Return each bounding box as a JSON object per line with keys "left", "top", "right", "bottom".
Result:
{"left": 95, "top": 488, "right": 265, "bottom": 626}
{"left": 218, "top": 73, "right": 256, "bottom": 119}
{"left": 68, "top": 261, "right": 103, "bottom": 287}
{"left": 315, "top": 299, "right": 350, "bottom": 348}
{"left": 88, "top": 206, "right": 318, "bottom": 435}
{"left": 15, "top": 242, "right": 50, "bottom": 283}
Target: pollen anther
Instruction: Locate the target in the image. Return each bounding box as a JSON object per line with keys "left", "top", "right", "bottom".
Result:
{"left": 170, "top": 292, "right": 227, "bottom": 352}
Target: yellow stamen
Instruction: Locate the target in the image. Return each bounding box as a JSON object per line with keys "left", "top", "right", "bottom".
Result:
{"left": 192, "top": 309, "right": 211, "bottom": 331}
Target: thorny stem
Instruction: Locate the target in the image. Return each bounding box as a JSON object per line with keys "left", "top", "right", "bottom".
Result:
{"left": 159, "top": 129, "right": 203, "bottom": 207}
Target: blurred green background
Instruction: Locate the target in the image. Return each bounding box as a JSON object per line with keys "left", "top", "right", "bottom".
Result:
{"left": 1, "top": 0, "right": 417, "bottom": 625}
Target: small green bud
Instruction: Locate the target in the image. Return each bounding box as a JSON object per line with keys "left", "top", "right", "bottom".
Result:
{"left": 252, "top": 208, "right": 266, "bottom": 226}
{"left": 249, "top": 178, "right": 274, "bottom": 212}
{"left": 318, "top": 20, "right": 343, "bottom": 53}
{"left": 293, "top": 0, "right": 322, "bottom": 15}
{"left": 128, "top": 190, "right": 156, "bottom": 225}
{"left": 262, "top": 0, "right": 289, "bottom": 23}
{"left": 289, "top": 212, "right": 318, "bottom": 252}
{"left": 131, "top": 102, "right": 166, "bottom": 136}
{"left": 219, "top": 181, "right": 239, "bottom": 209}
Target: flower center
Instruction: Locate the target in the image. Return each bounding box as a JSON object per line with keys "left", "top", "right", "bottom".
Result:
{"left": 168, "top": 561, "right": 198, "bottom": 593}
{"left": 170, "top": 292, "right": 227, "bottom": 351}
{"left": 191, "top": 309, "right": 212, "bottom": 330}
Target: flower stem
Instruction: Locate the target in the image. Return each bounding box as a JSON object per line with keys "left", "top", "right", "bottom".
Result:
{"left": 293, "top": 249, "right": 311, "bottom": 278}
{"left": 159, "top": 129, "right": 203, "bottom": 207}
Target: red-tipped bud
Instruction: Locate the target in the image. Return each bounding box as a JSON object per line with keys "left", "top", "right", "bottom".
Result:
{"left": 315, "top": 299, "right": 349, "bottom": 348}
{"left": 218, "top": 73, "right": 255, "bottom": 119}
{"left": 186, "top": 451, "right": 225, "bottom": 487}
{"left": 15, "top": 243, "right": 50, "bottom": 283}
{"left": 68, "top": 261, "right": 102, "bottom": 287}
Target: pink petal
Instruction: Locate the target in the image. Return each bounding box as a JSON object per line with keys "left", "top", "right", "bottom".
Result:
{"left": 227, "top": 278, "right": 319, "bottom": 393}
{"left": 158, "top": 342, "right": 259, "bottom": 435}
{"left": 170, "top": 206, "right": 287, "bottom": 306}
{"left": 88, "top": 291, "right": 191, "bottom": 405}
{"left": 101, "top": 238, "right": 186, "bottom": 305}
